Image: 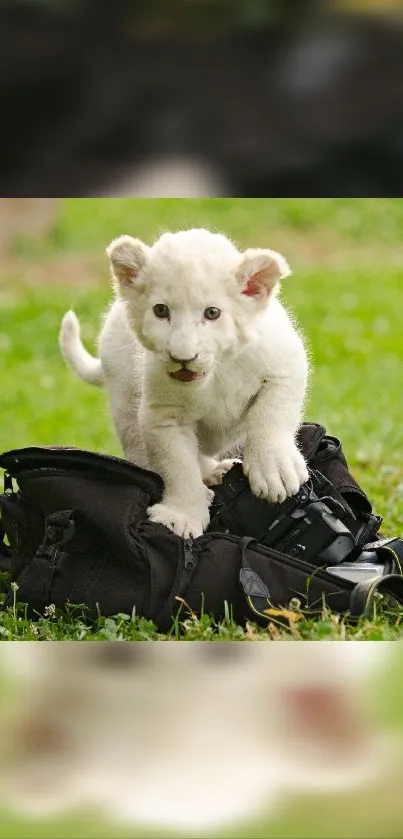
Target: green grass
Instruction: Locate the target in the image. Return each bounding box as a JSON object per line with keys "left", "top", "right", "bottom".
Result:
{"left": 14, "top": 197, "right": 403, "bottom": 256}
{"left": 1, "top": 198, "right": 403, "bottom": 640}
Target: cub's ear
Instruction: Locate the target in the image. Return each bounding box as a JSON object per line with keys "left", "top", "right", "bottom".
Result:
{"left": 106, "top": 235, "right": 149, "bottom": 287}
{"left": 237, "top": 248, "right": 291, "bottom": 299}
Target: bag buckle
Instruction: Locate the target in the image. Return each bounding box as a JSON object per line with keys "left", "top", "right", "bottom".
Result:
{"left": 45, "top": 514, "right": 75, "bottom": 547}
{"left": 40, "top": 511, "right": 75, "bottom": 564}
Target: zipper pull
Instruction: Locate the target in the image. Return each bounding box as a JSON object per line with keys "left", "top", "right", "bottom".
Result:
{"left": 183, "top": 538, "right": 195, "bottom": 569}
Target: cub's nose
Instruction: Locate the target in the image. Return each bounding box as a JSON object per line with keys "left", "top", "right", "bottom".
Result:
{"left": 169, "top": 353, "right": 199, "bottom": 365}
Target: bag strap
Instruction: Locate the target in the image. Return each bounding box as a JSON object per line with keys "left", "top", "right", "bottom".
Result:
{"left": 349, "top": 571, "right": 403, "bottom": 619}
{"left": 3, "top": 511, "right": 75, "bottom": 611}
{"left": 310, "top": 469, "right": 382, "bottom": 545}
{"left": 299, "top": 425, "right": 375, "bottom": 520}
{"left": 0, "top": 518, "right": 11, "bottom": 573}
{"left": 348, "top": 538, "right": 403, "bottom": 618}
{"left": 238, "top": 537, "right": 275, "bottom": 621}
{"left": 296, "top": 423, "right": 327, "bottom": 461}
{"left": 240, "top": 535, "right": 403, "bottom": 623}
{"left": 364, "top": 537, "right": 403, "bottom": 573}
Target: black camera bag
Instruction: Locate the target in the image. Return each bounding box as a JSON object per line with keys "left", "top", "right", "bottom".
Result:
{"left": 1, "top": 422, "right": 403, "bottom": 631}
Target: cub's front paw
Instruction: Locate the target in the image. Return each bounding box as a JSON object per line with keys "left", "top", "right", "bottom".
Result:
{"left": 202, "top": 458, "right": 240, "bottom": 487}
{"left": 243, "top": 441, "right": 308, "bottom": 504}
{"left": 147, "top": 502, "right": 210, "bottom": 539}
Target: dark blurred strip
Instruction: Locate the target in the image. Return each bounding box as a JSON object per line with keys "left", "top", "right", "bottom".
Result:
{"left": 1, "top": 1, "right": 403, "bottom": 196}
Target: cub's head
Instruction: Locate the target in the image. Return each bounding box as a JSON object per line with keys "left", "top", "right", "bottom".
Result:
{"left": 106, "top": 228, "right": 290, "bottom": 384}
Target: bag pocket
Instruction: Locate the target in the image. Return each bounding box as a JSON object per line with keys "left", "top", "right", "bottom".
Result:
{"left": 5, "top": 506, "right": 151, "bottom": 620}
{"left": 184, "top": 532, "right": 357, "bottom": 627}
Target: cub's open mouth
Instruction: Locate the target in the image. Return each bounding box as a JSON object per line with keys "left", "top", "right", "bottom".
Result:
{"left": 169, "top": 368, "right": 205, "bottom": 383}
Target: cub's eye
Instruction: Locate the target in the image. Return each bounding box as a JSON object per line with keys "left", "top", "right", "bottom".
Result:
{"left": 153, "top": 303, "right": 170, "bottom": 319}
{"left": 204, "top": 307, "right": 221, "bottom": 321}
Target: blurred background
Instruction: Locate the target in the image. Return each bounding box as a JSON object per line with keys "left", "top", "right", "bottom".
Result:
{"left": 2, "top": 0, "right": 403, "bottom": 196}
{"left": 0, "top": 641, "right": 402, "bottom": 838}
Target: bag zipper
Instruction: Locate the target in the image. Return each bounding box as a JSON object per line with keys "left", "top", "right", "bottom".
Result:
{"left": 154, "top": 536, "right": 198, "bottom": 628}
{"left": 183, "top": 538, "right": 197, "bottom": 570}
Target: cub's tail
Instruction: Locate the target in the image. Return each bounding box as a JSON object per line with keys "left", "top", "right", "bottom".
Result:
{"left": 59, "top": 310, "right": 104, "bottom": 387}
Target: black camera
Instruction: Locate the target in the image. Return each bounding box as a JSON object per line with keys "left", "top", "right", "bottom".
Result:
{"left": 209, "top": 463, "right": 387, "bottom": 578}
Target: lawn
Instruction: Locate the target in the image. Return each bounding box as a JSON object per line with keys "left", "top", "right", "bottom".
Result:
{"left": 1, "top": 198, "right": 403, "bottom": 639}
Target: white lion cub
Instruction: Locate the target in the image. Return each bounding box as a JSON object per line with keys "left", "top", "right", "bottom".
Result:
{"left": 60, "top": 228, "right": 309, "bottom": 538}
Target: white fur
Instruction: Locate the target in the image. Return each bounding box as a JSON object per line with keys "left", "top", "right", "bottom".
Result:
{"left": 60, "top": 228, "right": 309, "bottom": 538}
{"left": 60, "top": 311, "right": 104, "bottom": 386}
